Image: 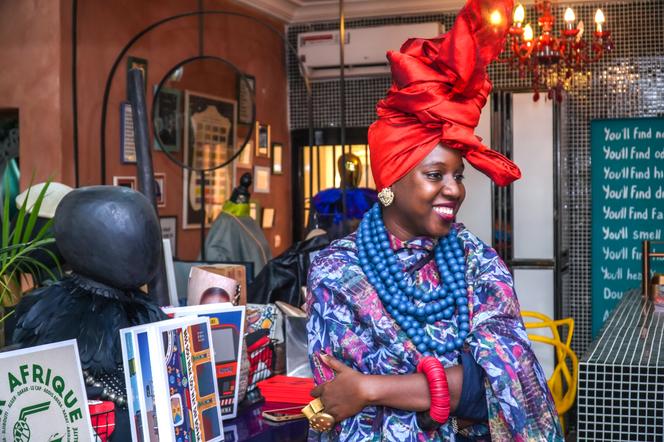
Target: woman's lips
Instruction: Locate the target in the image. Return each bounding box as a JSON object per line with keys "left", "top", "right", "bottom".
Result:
{"left": 433, "top": 205, "right": 455, "bottom": 222}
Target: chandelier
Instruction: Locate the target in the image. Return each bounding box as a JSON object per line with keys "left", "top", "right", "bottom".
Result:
{"left": 498, "top": 0, "right": 613, "bottom": 101}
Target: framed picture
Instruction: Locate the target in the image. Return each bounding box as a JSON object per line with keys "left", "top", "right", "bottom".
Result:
{"left": 160, "top": 216, "right": 177, "bottom": 256}
{"left": 120, "top": 102, "right": 137, "bottom": 164}
{"left": 182, "top": 91, "right": 237, "bottom": 229}
{"left": 113, "top": 176, "right": 137, "bottom": 189}
{"left": 253, "top": 166, "right": 271, "bottom": 194}
{"left": 154, "top": 173, "right": 166, "bottom": 207}
{"left": 237, "top": 74, "right": 255, "bottom": 125}
{"left": 271, "top": 142, "right": 283, "bottom": 175}
{"left": 153, "top": 86, "right": 182, "bottom": 152}
{"left": 126, "top": 56, "right": 148, "bottom": 98}
{"left": 262, "top": 207, "right": 275, "bottom": 229}
{"left": 249, "top": 200, "right": 261, "bottom": 222}
{"left": 237, "top": 140, "right": 253, "bottom": 168}
{"left": 255, "top": 122, "right": 270, "bottom": 158}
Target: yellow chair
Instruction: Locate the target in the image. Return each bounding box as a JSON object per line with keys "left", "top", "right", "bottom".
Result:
{"left": 521, "top": 311, "right": 578, "bottom": 433}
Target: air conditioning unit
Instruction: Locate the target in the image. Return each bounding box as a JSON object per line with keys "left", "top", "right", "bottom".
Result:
{"left": 297, "top": 22, "right": 444, "bottom": 80}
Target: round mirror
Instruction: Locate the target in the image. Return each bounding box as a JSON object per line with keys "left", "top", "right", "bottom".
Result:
{"left": 152, "top": 55, "right": 255, "bottom": 225}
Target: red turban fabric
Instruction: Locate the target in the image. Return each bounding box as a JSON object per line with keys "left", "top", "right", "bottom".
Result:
{"left": 368, "top": 0, "right": 521, "bottom": 190}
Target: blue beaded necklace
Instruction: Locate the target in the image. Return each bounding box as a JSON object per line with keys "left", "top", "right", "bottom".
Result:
{"left": 356, "top": 204, "right": 470, "bottom": 356}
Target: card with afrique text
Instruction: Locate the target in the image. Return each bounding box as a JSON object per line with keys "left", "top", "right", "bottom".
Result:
{"left": 0, "top": 339, "right": 94, "bottom": 442}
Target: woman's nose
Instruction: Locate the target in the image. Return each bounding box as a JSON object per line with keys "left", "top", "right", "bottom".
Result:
{"left": 441, "top": 178, "right": 461, "bottom": 199}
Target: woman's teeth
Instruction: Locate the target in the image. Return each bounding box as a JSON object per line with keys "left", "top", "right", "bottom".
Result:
{"left": 433, "top": 206, "right": 454, "bottom": 216}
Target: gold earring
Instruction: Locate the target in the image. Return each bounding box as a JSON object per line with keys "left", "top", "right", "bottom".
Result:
{"left": 378, "top": 187, "right": 394, "bottom": 207}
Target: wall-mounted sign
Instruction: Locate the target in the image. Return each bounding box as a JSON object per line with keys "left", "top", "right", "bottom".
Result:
{"left": 591, "top": 117, "right": 664, "bottom": 337}
{"left": 0, "top": 340, "right": 94, "bottom": 441}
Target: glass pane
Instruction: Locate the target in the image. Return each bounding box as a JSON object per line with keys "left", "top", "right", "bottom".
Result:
{"left": 456, "top": 101, "right": 492, "bottom": 244}
{"left": 512, "top": 93, "right": 554, "bottom": 259}
{"left": 514, "top": 268, "right": 555, "bottom": 379}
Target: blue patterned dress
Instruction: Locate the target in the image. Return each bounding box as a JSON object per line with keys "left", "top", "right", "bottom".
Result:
{"left": 306, "top": 225, "right": 563, "bottom": 441}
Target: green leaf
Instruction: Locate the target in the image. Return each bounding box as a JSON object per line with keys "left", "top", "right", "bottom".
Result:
{"left": 0, "top": 178, "right": 60, "bottom": 318}
{"left": 22, "top": 180, "right": 51, "bottom": 243}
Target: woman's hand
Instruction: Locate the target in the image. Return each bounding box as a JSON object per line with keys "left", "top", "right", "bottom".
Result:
{"left": 310, "top": 354, "right": 370, "bottom": 422}
{"left": 310, "top": 354, "right": 467, "bottom": 424}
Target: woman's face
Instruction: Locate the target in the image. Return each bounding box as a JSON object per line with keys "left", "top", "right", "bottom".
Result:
{"left": 383, "top": 144, "right": 466, "bottom": 240}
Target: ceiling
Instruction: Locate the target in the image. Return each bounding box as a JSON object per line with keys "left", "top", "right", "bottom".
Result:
{"left": 233, "top": 0, "right": 468, "bottom": 23}
{"left": 233, "top": 0, "right": 622, "bottom": 24}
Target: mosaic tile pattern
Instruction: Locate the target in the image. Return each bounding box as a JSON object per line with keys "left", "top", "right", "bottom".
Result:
{"left": 287, "top": 0, "right": 664, "bottom": 355}
{"left": 577, "top": 290, "right": 664, "bottom": 440}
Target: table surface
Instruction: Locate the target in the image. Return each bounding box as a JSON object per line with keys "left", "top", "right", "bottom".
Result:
{"left": 224, "top": 401, "right": 309, "bottom": 442}
{"left": 581, "top": 289, "right": 664, "bottom": 366}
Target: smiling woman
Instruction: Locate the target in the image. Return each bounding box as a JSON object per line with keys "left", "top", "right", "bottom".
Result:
{"left": 384, "top": 145, "right": 466, "bottom": 241}
{"left": 304, "top": 0, "right": 563, "bottom": 440}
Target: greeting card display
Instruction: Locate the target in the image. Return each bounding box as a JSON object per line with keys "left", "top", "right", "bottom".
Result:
{"left": 120, "top": 316, "right": 224, "bottom": 442}
{"left": 163, "top": 304, "right": 245, "bottom": 420}
{"left": 0, "top": 340, "right": 94, "bottom": 442}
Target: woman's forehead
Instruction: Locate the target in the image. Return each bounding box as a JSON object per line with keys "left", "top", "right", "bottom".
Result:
{"left": 418, "top": 144, "right": 464, "bottom": 167}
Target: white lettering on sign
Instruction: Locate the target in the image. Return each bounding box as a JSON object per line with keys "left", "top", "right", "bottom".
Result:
{"left": 627, "top": 267, "right": 641, "bottom": 281}
{"left": 603, "top": 146, "right": 629, "bottom": 160}
{"left": 602, "top": 185, "right": 628, "bottom": 199}
{"left": 632, "top": 229, "right": 662, "bottom": 241}
{"left": 632, "top": 127, "right": 652, "bottom": 140}
{"left": 602, "top": 226, "right": 628, "bottom": 240}
{"left": 601, "top": 266, "right": 623, "bottom": 280}
{"left": 602, "top": 246, "right": 628, "bottom": 260}
{"left": 631, "top": 146, "right": 650, "bottom": 159}
{"left": 603, "top": 166, "right": 650, "bottom": 180}
{"left": 604, "top": 287, "right": 623, "bottom": 300}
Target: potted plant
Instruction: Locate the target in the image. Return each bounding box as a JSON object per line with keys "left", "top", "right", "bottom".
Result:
{"left": 0, "top": 180, "right": 61, "bottom": 347}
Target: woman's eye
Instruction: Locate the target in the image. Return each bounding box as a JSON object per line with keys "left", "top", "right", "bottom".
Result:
{"left": 454, "top": 174, "right": 465, "bottom": 182}
{"left": 426, "top": 172, "right": 442, "bottom": 180}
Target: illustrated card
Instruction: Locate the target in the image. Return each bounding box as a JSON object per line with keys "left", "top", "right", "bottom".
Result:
{"left": 0, "top": 339, "right": 94, "bottom": 442}
{"left": 164, "top": 305, "right": 246, "bottom": 419}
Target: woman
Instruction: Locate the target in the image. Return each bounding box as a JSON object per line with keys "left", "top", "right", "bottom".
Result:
{"left": 305, "top": 0, "right": 563, "bottom": 440}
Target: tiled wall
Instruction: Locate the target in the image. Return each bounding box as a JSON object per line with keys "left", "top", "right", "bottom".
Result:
{"left": 287, "top": 0, "right": 664, "bottom": 355}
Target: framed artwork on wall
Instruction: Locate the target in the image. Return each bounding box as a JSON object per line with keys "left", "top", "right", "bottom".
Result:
{"left": 182, "top": 91, "right": 237, "bottom": 229}
{"left": 154, "top": 172, "right": 166, "bottom": 207}
{"left": 249, "top": 200, "right": 262, "bottom": 227}
{"left": 261, "top": 207, "right": 275, "bottom": 229}
{"left": 255, "top": 122, "right": 270, "bottom": 158}
{"left": 253, "top": 166, "right": 271, "bottom": 194}
{"left": 271, "top": 142, "right": 283, "bottom": 175}
{"left": 159, "top": 216, "right": 177, "bottom": 256}
{"left": 113, "top": 176, "right": 137, "bottom": 189}
{"left": 120, "top": 102, "right": 137, "bottom": 164}
{"left": 237, "top": 74, "right": 255, "bottom": 125}
{"left": 237, "top": 140, "right": 253, "bottom": 168}
{"left": 153, "top": 86, "right": 182, "bottom": 152}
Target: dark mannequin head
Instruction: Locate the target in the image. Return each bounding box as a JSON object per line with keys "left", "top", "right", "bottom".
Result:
{"left": 54, "top": 186, "right": 162, "bottom": 289}
{"left": 230, "top": 172, "right": 252, "bottom": 204}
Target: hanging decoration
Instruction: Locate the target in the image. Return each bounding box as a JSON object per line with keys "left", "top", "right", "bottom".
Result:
{"left": 499, "top": 0, "right": 613, "bottom": 101}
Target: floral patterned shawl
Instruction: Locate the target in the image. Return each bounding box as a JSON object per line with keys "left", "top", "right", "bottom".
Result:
{"left": 306, "top": 225, "right": 562, "bottom": 441}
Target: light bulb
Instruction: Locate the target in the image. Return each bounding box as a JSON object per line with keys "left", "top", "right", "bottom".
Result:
{"left": 523, "top": 23, "right": 534, "bottom": 41}
{"left": 513, "top": 4, "right": 525, "bottom": 24}
{"left": 595, "top": 9, "right": 605, "bottom": 33}
{"left": 564, "top": 7, "right": 575, "bottom": 23}
{"left": 490, "top": 10, "right": 503, "bottom": 26}
{"left": 594, "top": 9, "right": 605, "bottom": 24}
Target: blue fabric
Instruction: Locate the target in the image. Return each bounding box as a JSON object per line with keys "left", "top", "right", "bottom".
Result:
{"left": 312, "top": 188, "right": 377, "bottom": 224}
{"left": 456, "top": 351, "right": 488, "bottom": 421}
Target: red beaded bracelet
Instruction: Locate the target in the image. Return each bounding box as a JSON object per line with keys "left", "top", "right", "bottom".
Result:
{"left": 417, "top": 356, "right": 451, "bottom": 425}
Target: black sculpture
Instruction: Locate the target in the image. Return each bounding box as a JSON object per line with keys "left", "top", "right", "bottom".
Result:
{"left": 13, "top": 186, "right": 166, "bottom": 441}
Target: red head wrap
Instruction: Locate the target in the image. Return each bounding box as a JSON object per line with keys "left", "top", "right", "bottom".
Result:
{"left": 368, "top": 0, "right": 521, "bottom": 190}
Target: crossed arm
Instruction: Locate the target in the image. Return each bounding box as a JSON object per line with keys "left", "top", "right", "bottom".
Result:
{"left": 311, "top": 353, "right": 468, "bottom": 424}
